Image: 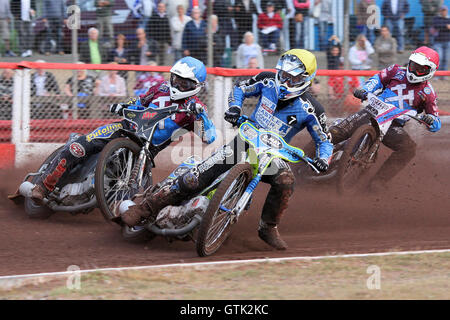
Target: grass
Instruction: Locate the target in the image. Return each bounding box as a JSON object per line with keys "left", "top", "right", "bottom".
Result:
{"left": 1, "top": 252, "right": 449, "bottom": 300}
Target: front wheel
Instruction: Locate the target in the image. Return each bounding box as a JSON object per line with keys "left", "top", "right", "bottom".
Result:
{"left": 336, "top": 124, "right": 378, "bottom": 195}
{"left": 95, "top": 138, "right": 152, "bottom": 223}
{"left": 196, "top": 163, "right": 253, "bottom": 257}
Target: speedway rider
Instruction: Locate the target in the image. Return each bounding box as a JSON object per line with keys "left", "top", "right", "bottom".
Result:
{"left": 330, "top": 46, "right": 442, "bottom": 191}
{"left": 122, "top": 49, "right": 333, "bottom": 250}
{"left": 30, "top": 57, "right": 216, "bottom": 204}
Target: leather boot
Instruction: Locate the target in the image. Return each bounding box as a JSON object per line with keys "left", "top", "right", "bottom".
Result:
{"left": 258, "top": 220, "right": 288, "bottom": 250}
{"left": 31, "top": 185, "right": 47, "bottom": 206}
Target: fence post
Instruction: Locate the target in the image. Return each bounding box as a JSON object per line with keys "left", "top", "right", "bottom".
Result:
{"left": 22, "top": 69, "right": 31, "bottom": 143}
{"left": 11, "top": 69, "right": 23, "bottom": 145}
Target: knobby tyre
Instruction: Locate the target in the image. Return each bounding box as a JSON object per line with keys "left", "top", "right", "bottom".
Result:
{"left": 196, "top": 163, "right": 253, "bottom": 257}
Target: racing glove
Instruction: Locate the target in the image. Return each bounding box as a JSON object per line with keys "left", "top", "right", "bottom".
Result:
{"left": 185, "top": 99, "right": 204, "bottom": 115}
{"left": 109, "top": 103, "right": 125, "bottom": 116}
{"left": 224, "top": 106, "right": 241, "bottom": 125}
{"left": 421, "top": 114, "right": 441, "bottom": 132}
{"left": 313, "top": 158, "right": 329, "bottom": 173}
{"left": 353, "top": 88, "right": 368, "bottom": 101}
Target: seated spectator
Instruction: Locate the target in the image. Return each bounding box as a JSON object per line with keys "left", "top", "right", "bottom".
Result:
{"left": 432, "top": 5, "right": 450, "bottom": 73}
{"left": 108, "top": 33, "right": 130, "bottom": 81}
{"left": 64, "top": 63, "right": 98, "bottom": 118}
{"left": 79, "top": 27, "right": 106, "bottom": 64}
{"left": 247, "top": 57, "right": 259, "bottom": 69}
{"left": 133, "top": 60, "right": 165, "bottom": 96}
{"left": 30, "top": 60, "right": 61, "bottom": 119}
{"left": 0, "top": 69, "right": 14, "bottom": 119}
{"left": 257, "top": 2, "right": 283, "bottom": 52}
{"left": 131, "top": 27, "right": 159, "bottom": 66}
{"left": 326, "top": 35, "right": 343, "bottom": 70}
{"left": 349, "top": 34, "right": 375, "bottom": 70}
{"left": 374, "top": 26, "right": 397, "bottom": 69}
{"left": 95, "top": 62, "right": 127, "bottom": 97}
{"left": 236, "top": 31, "right": 264, "bottom": 69}
{"left": 170, "top": 4, "right": 192, "bottom": 62}
{"left": 182, "top": 7, "right": 207, "bottom": 63}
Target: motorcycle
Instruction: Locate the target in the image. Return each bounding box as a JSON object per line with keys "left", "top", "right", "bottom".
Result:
{"left": 94, "top": 103, "right": 213, "bottom": 241}
{"left": 118, "top": 116, "right": 320, "bottom": 256}
{"left": 294, "top": 88, "right": 430, "bottom": 194}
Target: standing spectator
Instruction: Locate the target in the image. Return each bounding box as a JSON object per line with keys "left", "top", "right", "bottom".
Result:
{"left": 42, "top": 0, "right": 67, "bottom": 55}
{"left": 133, "top": 0, "right": 156, "bottom": 30}
{"left": 293, "top": 0, "right": 310, "bottom": 48}
{"left": 257, "top": 2, "right": 283, "bottom": 52}
{"left": 182, "top": 7, "right": 207, "bottom": 63}
{"left": 79, "top": 27, "right": 106, "bottom": 64}
{"left": 374, "top": 26, "right": 398, "bottom": 69}
{"left": 236, "top": 31, "right": 264, "bottom": 68}
{"left": 357, "top": 0, "right": 376, "bottom": 44}
{"left": 381, "top": 0, "right": 409, "bottom": 53}
{"left": 131, "top": 27, "right": 159, "bottom": 66}
{"left": 134, "top": 60, "right": 165, "bottom": 96}
{"left": 315, "top": 0, "right": 334, "bottom": 51}
{"left": 0, "top": 0, "right": 15, "bottom": 56}
{"left": 11, "top": 0, "right": 36, "bottom": 58}
{"left": 95, "top": 63, "right": 127, "bottom": 97}
{"left": 432, "top": 5, "right": 450, "bottom": 72}
{"left": 0, "top": 69, "right": 14, "bottom": 119}
{"left": 234, "top": 0, "right": 258, "bottom": 41}
{"left": 326, "top": 35, "right": 343, "bottom": 70}
{"left": 211, "top": 14, "right": 226, "bottom": 67}
{"left": 213, "top": 0, "right": 238, "bottom": 49}
{"left": 170, "top": 4, "right": 192, "bottom": 62}
{"left": 95, "top": 0, "right": 115, "bottom": 45}
{"left": 420, "top": 0, "right": 443, "bottom": 45}
{"left": 147, "top": 2, "right": 172, "bottom": 66}
{"left": 349, "top": 34, "right": 375, "bottom": 70}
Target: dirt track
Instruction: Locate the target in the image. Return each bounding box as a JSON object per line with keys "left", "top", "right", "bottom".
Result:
{"left": 0, "top": 124, "right": 449, "bottom": 277}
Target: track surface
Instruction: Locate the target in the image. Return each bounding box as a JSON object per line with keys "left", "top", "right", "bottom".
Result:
{"left": 1, "top": 123, "right": 449, "bottom": 276}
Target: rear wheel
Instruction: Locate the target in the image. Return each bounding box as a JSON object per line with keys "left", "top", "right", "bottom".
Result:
{"left": 24, "top": 147, "right": 64, "bottom": 219}
{"left": 336, "top": 124, "right": 378, "bottom": 195}
{"left": 95, "top": 138, "right": 152, "bottom": 224}
{"left": 196, "top": 163, "right": 253, "bottom": 257}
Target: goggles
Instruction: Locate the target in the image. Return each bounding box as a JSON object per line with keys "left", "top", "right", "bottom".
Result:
{"left": 170, "top": 74, "right": 198, "bottom": 92}
{"left": 408, "top": 61, "right": 431, "bottom": 76}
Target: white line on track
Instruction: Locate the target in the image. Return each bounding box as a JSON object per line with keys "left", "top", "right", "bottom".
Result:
{"left": 1, "top": 249, "right": 449, "bottom": 281}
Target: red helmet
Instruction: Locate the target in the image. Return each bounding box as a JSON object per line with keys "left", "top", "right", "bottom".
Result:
{"left": 406, "top": 47, "right": 440, "bottom": 83}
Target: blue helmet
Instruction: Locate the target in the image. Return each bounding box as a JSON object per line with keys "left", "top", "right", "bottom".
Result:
{"left": 169, "top": 56, "right": 207, "bottom": 100}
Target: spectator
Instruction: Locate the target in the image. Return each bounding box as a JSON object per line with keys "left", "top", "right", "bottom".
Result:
{"left": 108, "top": 34, "right": 130, "bottom": 81}
{"left": 293, "top": 0, "right": 310, "bottom": 48}
{"left": 11, "top": 0, "right": 36, "bottom": 58}
{"left": 213, "top": 0, "right": 238, "bottom": 49}
{"left": 257, "top": 2, "right": 283, "bottom": 52}
{"left": 374, "top": 25, "right": 398, "bottom": 69}
{"left": 133, "top": 0, "right": 156, "bottom": 30}
{"left": 0, "top": 69, "right": 14, "bottom": 119}
{"left": 326, "top": 35, "right": 343, "bottom": 70}
{"left": 247, "top": 56, "right": 259, "bottom": 68}
{"left": 310, "top": 78, "right": 321, "bottom": 99}
{"left": 134, "top": 61, "right": 165, "bottom": 96}
{"left": 170, "top": 4, "right": 192, "bottom": 62}
{"left": 79, "top": 27, "right": 106, "bottom": 64}
{"left": 147, "top": 2, "right": 172, "bottom": 66}
{"left": 211, "top": 14, "right": 226, "bottom": 67}
{"left": 432, "top": 5, "right": 450, "bottom": 72}
{"left": 315, "top": 0, "right": 334, "bottom": 51}
{"left": 182, "top": 7, "right": 207, "bottom": 63}
{"left": 31, "top": 60, "right": 60, "bottom": 96}
{"left": 236, "top": 31, "right": 264, "bottom": 68}
{"left": 234, "top": 0, "right": 258, "bottom": 42}
{"left": 420, "top": 0, "right": 443, "bottom": 45}
{"left": 64, "top": 63, "right": 98, "bottom": 118}
{"left": 95, "top": 63, "right": 127, "bottom": 97}
{"left": 131, "top": 27, "right": 159, "bottom": 66}
{"left": 95, "top": 0, "right": 115, "bottom": 45}
{"left": 357, "top": 0, "right": 376, "bottom": 44}
{"left": 42, "top": 0, "right": 67, "bottom": 55}
{"left": 0, "top": 0, "right": 15, "bottom": 56}
{"left": 381, "top": 0, "right": 409, "bottom": 53}
{"left": 349, "top": 34, "right": 375, "bottom": 70}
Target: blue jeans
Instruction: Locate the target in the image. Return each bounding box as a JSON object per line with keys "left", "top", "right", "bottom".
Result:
{"left": 295, "top": 21, "right": 306, "bottom": 48}
{"left": 360, "top": 25, "right": 376, "bottom": 45}
{"left": 385, "top": 18, "right": 404, "bottom": 51}
{"left": 318, "top": 21, "right": 331, "bottom": 51}
{"left": 262, "top": 29, "right": 280, "bottom": 49}
{"left": 434, "top": 41, "right": 450, "bottom": 70}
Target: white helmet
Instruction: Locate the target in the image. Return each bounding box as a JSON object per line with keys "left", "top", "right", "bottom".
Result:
{"left": 406, "top": 46, "right": 440, "bottom": 83}
{"left": 169, "top": 57, "right": 207, "bottom": 100}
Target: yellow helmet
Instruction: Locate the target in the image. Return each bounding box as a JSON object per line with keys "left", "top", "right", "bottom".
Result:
{"left": 275, "top": 49, "right": 317, "bottom": 100}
